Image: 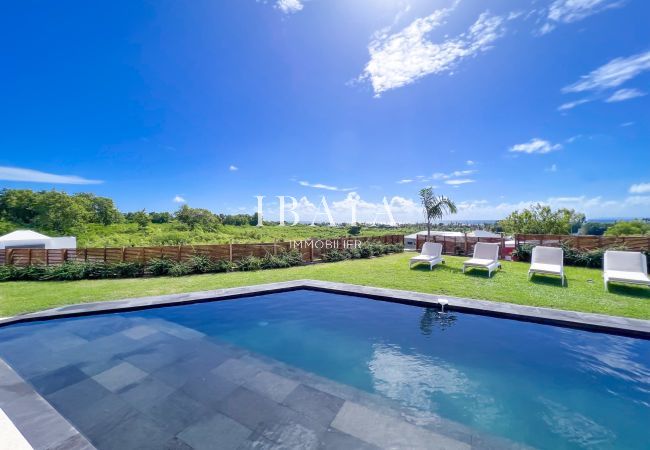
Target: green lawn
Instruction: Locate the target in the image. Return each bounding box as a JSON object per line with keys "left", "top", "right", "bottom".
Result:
{"left": 1, "top": 253, "right": 649, "bottom": 319}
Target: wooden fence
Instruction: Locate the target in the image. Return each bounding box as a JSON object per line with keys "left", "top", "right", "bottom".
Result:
{"left": 514, "top": 234, "right": 650, "bottom": 252}
{"left": 0, "top": 234, "right": 404, "bottom": 267}
{"left": 416, "top": 234, "right": 507, "bottom": 259}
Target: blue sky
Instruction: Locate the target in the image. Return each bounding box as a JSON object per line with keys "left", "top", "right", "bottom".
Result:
{"left": 1, "top": 0, "right": 649, "bottom": 223}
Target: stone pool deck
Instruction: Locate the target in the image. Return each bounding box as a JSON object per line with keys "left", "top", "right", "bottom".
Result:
{"left": 1, "top": 280, "right": 649, "bottom": 449}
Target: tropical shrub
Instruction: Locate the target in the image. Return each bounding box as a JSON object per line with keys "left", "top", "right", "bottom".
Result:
{"left": 237, "top": 256, "right": 262, "bottom": 271}
{"left": 168, "top": 261, "right": 192, "bottom": 277}
{"left": 147, "top": 257, "right": 175, "bottom": 276}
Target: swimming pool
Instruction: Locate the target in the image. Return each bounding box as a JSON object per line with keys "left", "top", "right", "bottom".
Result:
{"left": 1, "top": 288, "right": 649, "bottom": 449}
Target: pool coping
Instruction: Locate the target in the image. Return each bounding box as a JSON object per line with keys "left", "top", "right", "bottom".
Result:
{"left": 1, "top": 279, "right": 650, "bottom": 338}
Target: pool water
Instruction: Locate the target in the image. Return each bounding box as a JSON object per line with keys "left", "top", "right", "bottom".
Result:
{"left": 1, "top": 289, "right": 649, "bottom": 449}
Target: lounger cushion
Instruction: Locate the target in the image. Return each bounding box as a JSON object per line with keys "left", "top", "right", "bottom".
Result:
{"left": 410, "top": 255, "right": 437, "bottom": 262}
{"left": 605, "top": 271, "right": 650, "bottom": 284}
{"left": 464, "top": 258, "right": 495, "bottom": 267}
{"left": 529, "top": 263, "right": 562, "bottom": 275}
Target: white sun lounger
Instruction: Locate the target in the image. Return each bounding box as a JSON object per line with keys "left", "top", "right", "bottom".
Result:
{"left": 528, "top": 246, "right": 565, "bottom": 286}
{"left": 603, "top": 250, "right": 650, "bottom": 291}
{"left": 463, "top": 242, "right": 500, "bottom": 277}
{"left": 409, "top": 242, "right": 444, "bottom": 270}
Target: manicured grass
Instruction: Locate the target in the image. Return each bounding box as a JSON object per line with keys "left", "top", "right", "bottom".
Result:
{"left": 1, "top": 253, "right": 649, "bottom": 318}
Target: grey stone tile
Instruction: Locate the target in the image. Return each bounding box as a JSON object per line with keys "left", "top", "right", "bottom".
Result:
{"left": 257, "top": 420, "right": 323, "bottom": 449}
{"left": 244, "top": 370, "right": 299, "bottom": 403}
{"left": 144, "top": 389, "right": 210, "bottom": 435}
{"left": 283, "top": 384, "right": 344, "bottom": 427}
{"left": 46, "top": 433, "right": 96, "bottom": 450}
{"left": 212, "top": 358, "right": 264, "bottom": 385}
{"left": 122, "top": 325, "right": 159, "bottom": 340}
{"left": 319, "top": 428, "right": 381, "bottom": 450}
{"left": 216, "top": 386, "right": 297, "bottom": 432}
{"left": 3, "top": 393, "right": 78, "bottom": 449}
{"left": 0, "top": 381, "right": 32, "bottom": 407}
{"left": 117, "top": 375, "right": 175, "bottom": 411}
{"left": 180, "top": 373, "right": 239, "bottom": 409}
{"left": 178, "top": 413, "right": 252, "bottom": 450}
{"left": 331, "top": 401, "right": 470, "bottom": 450}
{"left": 41, "top": 333, "right": 88, "bottom": 352}
{"left": 46, "top": 378, "right": 110, "bottom": 418}
{"left": 162, "top": 437, "right": 194, "bottom": 450}
{"left": 152, "top": 347, "right": 231, "bottom": 389}
{"left": 93, "top": 412, "right": 173, "bottom": 450}
{"left": 121, "top": 341, "right": 191, "bottom": 373}
{"left": 68, "top": 393, "right": 138, "bottom": 441}
{"left": 30, "top": 365, "right": 88, "bottom": 396}
{"left": 237, "top": 435, "right": 281, "bottom": 449}
{"left": 93, "top": 362, "right": 148, "bottom": 392}
{"left": 152, "top": 319, "right": 206, "bottom": 340}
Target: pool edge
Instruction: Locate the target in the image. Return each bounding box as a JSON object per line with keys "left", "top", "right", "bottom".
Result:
{"left": 2, "top": 279, "right": 650, "bottom": 338}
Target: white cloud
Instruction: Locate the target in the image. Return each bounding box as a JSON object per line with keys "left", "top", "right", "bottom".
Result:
{"left": 540, "top": 0, "right": 626, "bottom": 34}
{"left": 562, "top": 51, "right": 650, "bottom": 93}
{"left": 431, "top": 169, "right": 477, "bottom": 180}
{"left": 276, "top": 0, "right": 303, "bottom": 14}
{"left": 450, "top": 195, "right": 650, "bottom": 220}
{"left": 547, "top": 164, "right": 558, "bottom": 172}
{"left": 229, "top": 165, "right": 238, "bottom": 171}
{"left": 466, "top": 160, "right": 476, "bottom": 166}
{"left": 359, "top": 2, "right": 507, "bottom": 96}
{"left": 397, "top": 179, "right": 414, "bottom": 184}
{"left": 445, "top": 179, "right": 475, "bottom": 185}
{"left": 620, "top": 121, "right": 635, "bottom": 127}
{"left": 173, "top": 195, "right": 186, "bottom": 203}
{"left": 605, "top": 88, "right": 646, "bottom": 103}
{"left": 298, "top": 180, "right": 357, "bottom": 192}
{"left": 509, "top": 138, "right": 562, "bottom": 154}
{"left": 0, "top": 166, "right": 102, "bottom": 184}
{"left": 629, "top": 183, "right": 650, "bottom": 194}
{"left": 558, "top": 98, "right": 591, "bottom": 111}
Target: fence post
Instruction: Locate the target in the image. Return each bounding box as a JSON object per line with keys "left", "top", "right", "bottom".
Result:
{"left": 273, "top": 240, "right": 277, "bottom": 256}
{"left": 310, "top": 240, "right": 314, "bottom": 262}
{"left": 7, "top": 249, "right": 13, "bottom": 266}
{"left": 62, "top": 248, "right": 66, "bottom": 264}
{"left": 177, "top": 245, "right": 182, "bottom": 262}
{"left": 122, "top": 247, "right": 126, "bottom": 262}
{"left": 141, "top": 247, "right": 145, "bottom": 263}
{"left": 464, "top": 233, "right": 468, "bottom": 255}
{"left": 229, "top": 241, "right": 233, "bottom": 262}
{"left": 104, "top": 247, "right": 107, "bottom": 264}
{"left": 28, "top": 249, "right": 32, "bottom": 266}
{"left": 84, "top": 249, "right": 88, "bottom": 262}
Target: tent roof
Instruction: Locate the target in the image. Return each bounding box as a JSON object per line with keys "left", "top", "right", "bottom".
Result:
{"left": 0, "top": 230, "right": 51, "bottom": 241}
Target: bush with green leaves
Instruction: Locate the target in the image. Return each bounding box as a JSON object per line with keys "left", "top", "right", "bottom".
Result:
{"left": 237, "top": 256, "right": 262, "bottom": 271}
{"left": 168, "top": 261, "right": 192, "bottom": 277}
{"left": 146, "top": 257, "right": 175, "bottom": 276}
{"left": 321, "top": 249, "right": 348, "bottom": 262}
{"left": 513, "top": 244, "right": 648, "bottom": 270}
{"left": 188, "top": 254, "right": 214, "bottom": 274}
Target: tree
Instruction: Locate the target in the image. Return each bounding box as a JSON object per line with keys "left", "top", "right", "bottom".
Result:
{"left": 33, "top": 190, "right": 89, "bottom": 233}
{"left": 579, "top": 222, "right": 611, "bottom": 236}
{"left": 74, "top": 193, "right": 123, "bottom": 225}
{"left": 499, "top": 204, "right": 584, "bottom": 235}
{"left": 348, "top": 225, "right": 362, "bottom": 236}
{"left": 175, "top": 204, "right": 221, "bottom": 231}
{"left": 131, "top": 210, "right": 150, "bottom": 229}
{"left": 418, "top": 188, "right": 457, "bottom": 238}
{"left": 149, "top": 211, "right": 173, "bottom": 224}
{"left": 604, "top": 221, "right": 650, "bottom": 236}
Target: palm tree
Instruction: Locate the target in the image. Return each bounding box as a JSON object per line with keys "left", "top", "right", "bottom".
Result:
{"left": 419, "top": 187, "right": 458, "bottom": 239}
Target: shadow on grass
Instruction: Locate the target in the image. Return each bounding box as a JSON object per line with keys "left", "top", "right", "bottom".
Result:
{"left": 607, "top": 284, "right": 650, "bottom": 299}
{"left": 461, "top": 268, "right": 497, "bottom": 278}
{"left": 530, "top": 274, "right": 566, "bottom": 288}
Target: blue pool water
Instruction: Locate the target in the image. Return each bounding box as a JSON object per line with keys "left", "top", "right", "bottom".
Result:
{"left": 1, "top": 289, "right": 649, "bottom": 449}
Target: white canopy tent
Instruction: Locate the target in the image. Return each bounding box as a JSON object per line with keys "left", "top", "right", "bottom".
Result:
{"left": 0, "top": 230, "right": 76, "bottom": 250}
